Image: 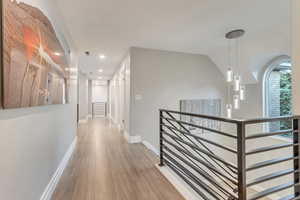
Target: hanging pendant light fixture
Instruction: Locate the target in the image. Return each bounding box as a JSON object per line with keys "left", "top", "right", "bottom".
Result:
{"left": 233, "top": 75, "right": 241, "bottom": 91}
{"left": 227, "top": 68, "right": 233, "bottom": 82}
{"left": 225, "top": 29, "right": 246, "bottom": 118}
{"left": 233, "top": 95, "right": 240, "bottom": 109}
{"left": 226, "top": 104, "right": 232, "bottom": 118}
{"left": 240, "top": 85, "right": 246, "bottom": 100}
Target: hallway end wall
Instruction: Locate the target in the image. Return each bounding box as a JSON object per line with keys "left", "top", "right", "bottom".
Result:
{"left": 130, "top": 47, "right": 227, "bottom": 150}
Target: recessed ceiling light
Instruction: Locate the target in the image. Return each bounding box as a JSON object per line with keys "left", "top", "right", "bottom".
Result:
{"left": 54, "top": 52, "right": 61, "bottom": 56}
{"left": 98, "top": 69, "right": 103, "bottom": 73}
{"left": 99, "top": 54, "right": 106, "bottom": 60}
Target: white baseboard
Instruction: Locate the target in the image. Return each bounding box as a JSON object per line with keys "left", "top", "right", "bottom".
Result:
{"left": 142, "top": 141, "right": 159, "bottom": 156}
{"left": 79, "top": 115, "right": 88, "bottom": 124}
{"left": 124, "top": 131, "right": 142, "bottom": 143}
{"left": 40, "top": 137, "right": 77, "bottom": 200}
{"left": 87, "top": 114, "right": 92, "bottom": 119}
{"left": 156, "top": 165, "right": 200, "bottom": 200}
{"left": 110, "top": 117, "right": 118, "bottom": 125}
{"left": 93, "top": 115, "right": 106, "bottom": 118}
{"left": 78, "top": 119, "right": 87, "bottom": 124}
{"left": 118, "top": 124, "right": 122, "bottom": 130}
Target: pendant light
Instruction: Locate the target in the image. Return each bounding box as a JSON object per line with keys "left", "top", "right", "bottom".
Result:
{"left": 226, "top": 104, "right": 232, "bottom": 118}
{"left": 233, "top": 95, "right": 240, "bottom": 109}
{"left": 227, "top": 68, "right": 233, "bottom": 82}
{"left": 240, "top": 85, "right": 246, "bottom": 100}
{"left": 225, "top": 29, "right": 246, "bottom": 118}
{"left": 233, "top": 75, "right": 241, "bottom": 91}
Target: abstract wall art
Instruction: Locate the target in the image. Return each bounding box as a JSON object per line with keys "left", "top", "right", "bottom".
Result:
{"left": 1, "top": 0, "right": 70, "bottom": 109}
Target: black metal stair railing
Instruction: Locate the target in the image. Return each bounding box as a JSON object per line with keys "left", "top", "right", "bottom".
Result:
{"left": 159, "top": 109, "right": 300, "bottom": 200}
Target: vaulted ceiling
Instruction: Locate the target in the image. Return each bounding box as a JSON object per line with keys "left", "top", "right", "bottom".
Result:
{"left": 55, "top": 0, "right": 291, "bottom": 83}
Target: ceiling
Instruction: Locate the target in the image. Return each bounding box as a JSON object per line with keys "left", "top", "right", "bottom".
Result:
{"left": 55, "top": 0, "right": 291, "bottom": 83}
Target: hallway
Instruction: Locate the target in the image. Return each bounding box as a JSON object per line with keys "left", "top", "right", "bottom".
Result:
{"left": 51, "top": 119, "right": 184, "bottom": 200}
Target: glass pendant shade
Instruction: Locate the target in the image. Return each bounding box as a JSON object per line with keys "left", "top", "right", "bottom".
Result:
{"left": 240, "top": 85, "right": 245, "bottom": 100}
{"left": 227, "top": 68, "right": 233, "bottom": 82}
{"left": 233, "top": 95, "right": 240, "bottom": 109}
{"left": 233, "top": 75, "right": 240, "bottom": 91}
{"left": 226, "top": 104, "right": 232, "bottom": 118}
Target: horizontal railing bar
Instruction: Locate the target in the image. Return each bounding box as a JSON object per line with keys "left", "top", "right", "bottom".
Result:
{"left": 278, "top": 194, "right": 300, "bottom": 200}
{"left": 162, "top": 118, "right": 239, "bottom": 177}
{"left": 244, "top": 115, "right": 300, "bottom": 124}
{"left": 161, "top": 117, "right": 237, "bottom": 139}
{"left": 162, "top": 126, "right": 220, "bottom": 181}
{"left": 246, "top": 156, "right": 299, "bottom": 171}
{"left": 248, "top": 182, "right": 300, "bottom": 200}
{"left": 246, "top": 143, "right": 296, "bottom": 155}
{"left": 247, "top": 168, "right": 298, "bottom": 187}
{"left": 163, "top": 141, "right": 238, "bottom": 185}
{"left": 246, "top": 129, "right": 295, "bottom": 140}
{"left": 162, "top": 123, "right": 237, "bottom": 154}
{"left": 164, "top": 154, "right": 228, "bottom": 199}
{"left": 163, "top": 150, "right": 214, "bottom": 183}
{"left": 162, "top": 131, "right": 238, "bottom": 170}
{"left": 164, "top": 152, "right": 235, "bottom": 198}
{"left": 161, "top": 109, "right": 243, "bottom": 124}
{"left": 164, "top": 148, "right": 238, "bottom": 195}
{"left": 162, "top": 124, "right": 238, "bottom": 186}
{"left": 162, "top": 109, "right": 300, "bottom": 124}
{"left": 164, "top": 160, "right": 212, "bottom": 200}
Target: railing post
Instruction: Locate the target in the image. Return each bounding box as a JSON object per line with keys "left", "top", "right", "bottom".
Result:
{"left": 293, "top": 118, "right": 300, "bottom": 197}
{"left": 159, "top": 110, "right": 164, "bottom": 166}
{"left": 237, "top": 121, "right": 246, "bottom": 200}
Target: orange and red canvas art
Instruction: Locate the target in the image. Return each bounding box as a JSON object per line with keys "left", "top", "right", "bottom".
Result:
{"left": 1, "top": 0, "right": 70, "bottom": 109}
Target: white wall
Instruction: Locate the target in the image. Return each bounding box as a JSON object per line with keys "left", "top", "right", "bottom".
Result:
{"left": 292, "top": 0, "right": 300, "bottom": 115}
{"left": 0, "top": 1, "right": 78, "bottom": 200}
{"left": 88, "top": 80, "right": 93, "bottom": 115}
{"left": 78, "top": 72, "right": 88, "bottom": 120}
{"left": 109, "top": 55, "right": 130, "bottom": 131}
{"left": 92, "top": 84, "right": 108, "bottom": 102}
{"left": 233, "top": 83, "right": 263, "bottom": 119}
{"left": 130, "top": 47, "right": 226, "bottom": 149}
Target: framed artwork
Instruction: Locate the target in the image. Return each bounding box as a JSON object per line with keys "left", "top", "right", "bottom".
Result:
{"left": 1, "top": 0, "right": 70, "bottom": 109}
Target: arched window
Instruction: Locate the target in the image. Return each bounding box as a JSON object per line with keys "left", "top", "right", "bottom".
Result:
{"left": 263, "top": 56, "right": 292, "bottom": 134}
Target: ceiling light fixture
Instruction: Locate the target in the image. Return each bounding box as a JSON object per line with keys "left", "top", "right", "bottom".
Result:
{"left": 54, "top": 52, "right": 61, "bottom": 56}
{"left": 98, "top": 69, "right": 103, "bottom": 73}
{"left": 225, "top": 29, "right": 246, "bottom": 118}
{"left": 99, "top": 54, "right": 106, "bottom": 60}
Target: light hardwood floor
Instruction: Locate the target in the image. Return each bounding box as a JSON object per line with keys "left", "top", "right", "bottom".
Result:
{"left": 51, "top": 119, "right": 184, "bottom": 200}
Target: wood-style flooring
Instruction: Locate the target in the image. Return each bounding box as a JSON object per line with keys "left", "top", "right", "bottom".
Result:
{"left": 51, "top": 119, "right": 184, "bottom": 200}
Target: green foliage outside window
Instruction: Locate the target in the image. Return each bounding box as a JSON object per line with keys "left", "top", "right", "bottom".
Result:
{"left": 279, "top": 70, "right": 292, "bottom": 135}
